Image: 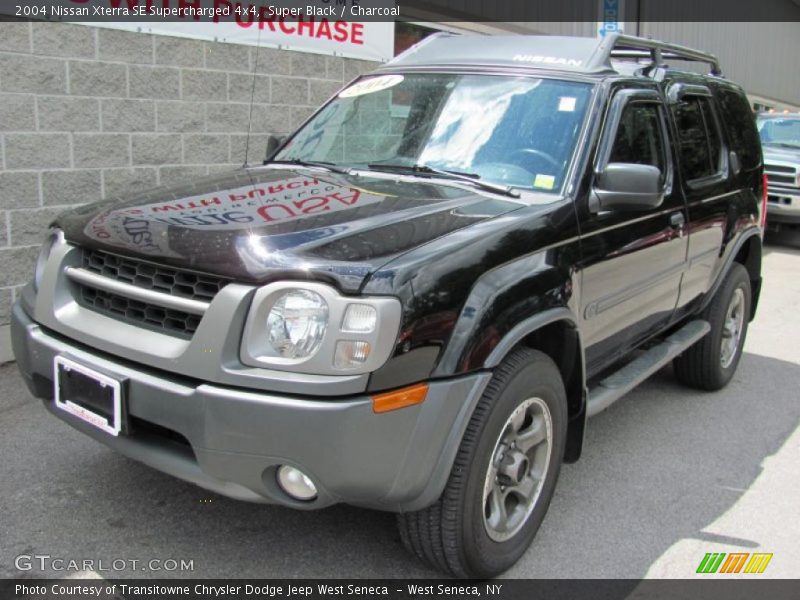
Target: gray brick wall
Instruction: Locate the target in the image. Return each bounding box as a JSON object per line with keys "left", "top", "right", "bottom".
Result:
{"left": 0, "top": 21, "right": 378, "bottom": 360}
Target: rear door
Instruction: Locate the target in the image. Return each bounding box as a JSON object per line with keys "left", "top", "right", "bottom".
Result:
{"left": 577, "top": 86, "right": 688, "bottom": 377}
{"left": 667, "top": 82, "right": 755, "bottom": 316}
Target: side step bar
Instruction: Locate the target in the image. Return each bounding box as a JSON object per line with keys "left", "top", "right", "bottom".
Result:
{"left": 586, "top": 320, "right": 711, "bottom": 418}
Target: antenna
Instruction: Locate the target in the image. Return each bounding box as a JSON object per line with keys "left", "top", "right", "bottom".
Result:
{"left": 243, "top": 26, "right": 263, "bottom": 167}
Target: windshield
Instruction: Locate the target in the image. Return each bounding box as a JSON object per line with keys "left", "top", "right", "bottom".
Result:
{"left": 757, "top": 117, "right": 800, "bottom": 148}
{"left": 276, "top": 73, "right": 592, "bottom": 193}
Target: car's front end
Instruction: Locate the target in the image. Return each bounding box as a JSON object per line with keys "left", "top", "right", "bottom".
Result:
{"left": 12, "top": 285, "right": 487, "bottom": 510}
{"left": 12, "top": 62, "right": 592, "bottom": 513}
{"left": 757, "top": 113, "right": 800, "bottom": 227}
{"left": 10, "top": 166, "right": 504, "bottom": 511}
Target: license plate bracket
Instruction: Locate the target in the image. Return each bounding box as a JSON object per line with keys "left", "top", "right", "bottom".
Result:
{"left": 54, "top": 356, "right": 125, "bottom": 436}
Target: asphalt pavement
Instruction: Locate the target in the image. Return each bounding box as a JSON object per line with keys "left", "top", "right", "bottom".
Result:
{"left": 1, "top": 233, "right": 799, "bottom": 580}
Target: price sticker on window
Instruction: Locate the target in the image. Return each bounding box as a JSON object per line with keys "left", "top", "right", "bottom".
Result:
{"left": 558, "top": 97, "right": 577, "bottom": 112}
{"left": 534, "top": 174, "right": 556, "bottom": 189}
{"left": 339, "top": 75, "right": 405, "bottom": 98}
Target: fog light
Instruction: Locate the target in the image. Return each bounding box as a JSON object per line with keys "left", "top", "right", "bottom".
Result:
{"left": 276, "top": 465, "right": 318, "bottom": 501}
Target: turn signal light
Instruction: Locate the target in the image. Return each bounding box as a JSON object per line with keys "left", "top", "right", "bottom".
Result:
{"left": 761, "top": 173, "right": 769, "bottom": 229}
{"left": 371, "top": 383, "right": 428, "bottom": 414}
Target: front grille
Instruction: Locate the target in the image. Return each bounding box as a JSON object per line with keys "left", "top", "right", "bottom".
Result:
{"left": 82, "top": 248, "right": 228, "bottom": 302}
{"left": 78, "top": 285, "right": 202, "bottom": 336}
{"left": 75, "top": 248, "right": 230, "bottom": 337}
{"left": 765, "top": 164, "right": 796, "bottom": 175}
{"left": 765, "top": 164, "right": 798, "bottom": 190}
{"left": 766, "top": 173, "right": 797, "bottom": 186}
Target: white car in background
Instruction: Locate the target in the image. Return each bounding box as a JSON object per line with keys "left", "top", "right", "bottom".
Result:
{"left": 758, "top": 113, "right": 800, "bottom": 227}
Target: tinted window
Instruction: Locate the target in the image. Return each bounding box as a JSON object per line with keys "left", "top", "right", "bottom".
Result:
{"left": 609, "top": 102, "right": 665, "bottom": 178}
{"left": 700, "top": 99, "right": 721, "bottom": 171}
{"left": 717, "top": 88, "right": 760, "bottom": 169}
{"left": 672, "top": 95, "right": 723, "bottom": 181}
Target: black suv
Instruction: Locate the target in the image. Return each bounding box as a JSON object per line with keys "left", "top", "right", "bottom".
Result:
{"left": 12, "top": 33, "right": 764, "bottom": 577}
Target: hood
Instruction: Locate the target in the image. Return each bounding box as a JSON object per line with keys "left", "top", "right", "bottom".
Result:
{"left": 762, "top": 143, "right": 800, "bottom": 164}
{"left": 55, "top": 166, "right": 522, "bottom": 292}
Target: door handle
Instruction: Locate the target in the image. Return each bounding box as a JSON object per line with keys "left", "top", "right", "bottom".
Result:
{"left": 669, "top": 212, "right": 686, "bottom": 228}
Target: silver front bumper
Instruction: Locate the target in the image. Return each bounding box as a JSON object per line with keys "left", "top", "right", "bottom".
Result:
{"left": 11, "top": 302, "right": 489, "bottom": 511}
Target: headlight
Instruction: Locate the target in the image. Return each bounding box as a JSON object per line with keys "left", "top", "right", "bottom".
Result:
{"left": 241, "top": 282, "right": 402, "bottom": 375}
{"left": 33, "top": 229, "right": 63, "bottom": 292}
{"left": 266, "top": 290, "right": 328, "bottom": 359}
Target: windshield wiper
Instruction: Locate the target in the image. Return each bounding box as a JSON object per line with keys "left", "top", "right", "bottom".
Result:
{"left": 270, "top": 158, "right": 351, "bottom": 174}
{"left": 366, "top": 163, "right": 520, "bottom": 198}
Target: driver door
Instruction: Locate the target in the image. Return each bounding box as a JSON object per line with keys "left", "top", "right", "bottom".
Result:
{"left": 577, "top": 87, "right": 689, "bottom": 377}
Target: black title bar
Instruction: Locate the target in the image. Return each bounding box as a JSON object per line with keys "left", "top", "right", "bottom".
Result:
{"left": 5, "top": 579, "right": 800, "bottom": 600}
{"left": 2, "top": 0, "right": 800, "bottom": 23}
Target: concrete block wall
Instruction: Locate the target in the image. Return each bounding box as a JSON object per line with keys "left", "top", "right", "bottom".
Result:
{"left": 0, "top": 21, "right": 378, "bottom": 362}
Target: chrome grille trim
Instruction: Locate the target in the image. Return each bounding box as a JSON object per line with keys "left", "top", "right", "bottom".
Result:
{"left": 764, "top": 164, "right": 796, "bottom": 175}
{"left": 65, "top": 267, "right": 210, "bottom": 315}
{"left": 764, "top": 162, "right": 799, "bottom": 191}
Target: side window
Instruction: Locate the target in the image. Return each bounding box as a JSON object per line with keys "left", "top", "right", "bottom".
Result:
{"left": 716, "top": 88, "right": 761, "bottom": 170}
{"left": 608, "top": 102, "right": 666, "bottom": 180}
{"left": 672, "top": 95, "right": 724, "bottom": 181}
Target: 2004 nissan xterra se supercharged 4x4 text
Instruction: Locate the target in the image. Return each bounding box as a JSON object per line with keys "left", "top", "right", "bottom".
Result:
{"left": 12, "top": 34, "right": 765, "bottom": 577}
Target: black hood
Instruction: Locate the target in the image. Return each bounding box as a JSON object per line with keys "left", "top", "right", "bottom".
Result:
{"left": 55, "top": 167, "right": 522, "bottom": 292}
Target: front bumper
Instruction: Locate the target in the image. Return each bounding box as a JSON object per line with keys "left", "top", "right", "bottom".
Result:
{"left": 767, "top": 190, "right": 800, "bottom": 225}
{"left": 11, "top": 302, "right": 489, "bottom": 511}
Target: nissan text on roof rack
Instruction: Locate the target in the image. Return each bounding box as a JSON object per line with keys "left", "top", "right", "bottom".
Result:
{"left": 11, "top": 33, "right": 765, "bottom": 577}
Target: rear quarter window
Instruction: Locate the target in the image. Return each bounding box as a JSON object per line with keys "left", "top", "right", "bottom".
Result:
{"left": 715, "top": 88, "right": 761, "bottom": 170}
{"left": 672, "top": 96, "right": 722, "bottom": 182}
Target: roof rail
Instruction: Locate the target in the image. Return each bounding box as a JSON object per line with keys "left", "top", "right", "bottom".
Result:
{"left": 592, "top": 33, "right": 723, "bottom": 77}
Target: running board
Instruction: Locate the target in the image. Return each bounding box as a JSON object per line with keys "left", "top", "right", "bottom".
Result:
{"left": 586, "top": 320, "right": 711, "bottom": 418}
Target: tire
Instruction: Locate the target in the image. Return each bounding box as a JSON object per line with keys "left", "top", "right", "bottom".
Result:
{"left": 673, "top": 263, "right": 751, "bottom": 391}
{"left": 397, "top": 347, "right": 567, "bottom": 578}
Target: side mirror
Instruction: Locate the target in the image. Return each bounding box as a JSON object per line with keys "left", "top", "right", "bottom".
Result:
{"left": 591, "top": 163, "right": 664, "bottom": 212}
{"left": 265, "top": 134, "right": 287, "bottom": 163}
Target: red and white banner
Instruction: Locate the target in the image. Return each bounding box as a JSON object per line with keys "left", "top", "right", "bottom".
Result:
{"left": 5, "top": 1, "right": 395, "bottom": 61}
{"left": 83, "top": 19, "right": 393, "bottom": 62}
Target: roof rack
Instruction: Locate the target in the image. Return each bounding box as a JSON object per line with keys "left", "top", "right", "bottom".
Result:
{"left": 593, "top": 33, "right": 722, "bottom": 76}
{"left": 378, "top": 32, "right": 722, "bottom": 78}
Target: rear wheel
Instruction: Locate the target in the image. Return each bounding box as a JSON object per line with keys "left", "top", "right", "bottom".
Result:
{"left": 674, "top": 263, "right": 751, "bottom": 391}
{"left": 397, "top": 348, "right": 567, "bottom": 577}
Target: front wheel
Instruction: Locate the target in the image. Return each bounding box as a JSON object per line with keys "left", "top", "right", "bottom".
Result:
{"left": 397, "top": 348, "right": 567, "bottom": 578}
{"left": 674, "top": 263, "right": 751, "bottom": 391}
